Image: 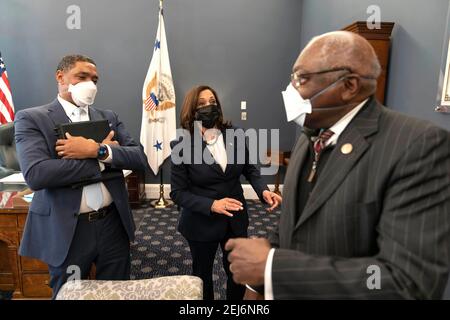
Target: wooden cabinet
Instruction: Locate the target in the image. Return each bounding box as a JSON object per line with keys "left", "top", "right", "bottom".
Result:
{"left": 0, "top": 193, "right": 48, "bottom": 299}
{"left": 124, "top": 171, "right": 145, "bottom": 209}
{"left": 343, "top": 21, "right": 395, "bottom": 104}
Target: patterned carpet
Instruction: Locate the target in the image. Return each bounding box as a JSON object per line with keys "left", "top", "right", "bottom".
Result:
{"left": 130, "top": 199, "right": 280, "bottom": 300}
{"left": 0, "top": 199, "right": 280, "bottom": 300}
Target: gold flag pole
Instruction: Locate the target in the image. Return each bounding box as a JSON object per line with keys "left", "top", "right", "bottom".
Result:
{"left": 150, "top": 168, "right": 173, "bottom": 208}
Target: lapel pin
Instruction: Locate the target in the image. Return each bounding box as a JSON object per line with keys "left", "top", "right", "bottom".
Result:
{"left": 341, "top": 143, "right": 353, "bottom": 155}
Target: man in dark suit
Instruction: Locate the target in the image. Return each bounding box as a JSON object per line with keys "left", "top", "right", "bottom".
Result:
{"left": 226, "top": 31, "right": 450, "bottom": 299}
{"left": 15, "top": 54, "right": 148, "bottom": 298}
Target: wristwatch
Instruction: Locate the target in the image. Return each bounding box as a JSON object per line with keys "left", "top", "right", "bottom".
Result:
{"left": 97, "top": 143, "right": 108, "bottom": 159}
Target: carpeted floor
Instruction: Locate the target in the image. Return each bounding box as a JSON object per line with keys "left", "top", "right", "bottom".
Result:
{"left": 130, "top": 199, "right": 280, "bottom": 300}
{"left": 0, "top": 199, "right": 280, "bottom": 300}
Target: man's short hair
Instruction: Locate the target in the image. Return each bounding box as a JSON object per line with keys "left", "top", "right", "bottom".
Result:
{"left": 56, "top": 54, "right": 96, "bottom": 73}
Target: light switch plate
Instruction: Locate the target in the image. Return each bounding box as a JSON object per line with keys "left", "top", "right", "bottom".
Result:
{"left": 241, "top": 101, "right": 247, "bottom": 110}
{"left": 241, "top": 111, "right": 247, "bottom": 120}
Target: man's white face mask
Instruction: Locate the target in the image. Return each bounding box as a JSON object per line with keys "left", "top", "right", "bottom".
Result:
{"left": 282, "top": 83, "right": 312, "bottom": 127}
{"left": 68, "top": 81, "right": 97, "bottom": 108}
{"left": 282, "top": 75, "right": 352, "bottom": 127}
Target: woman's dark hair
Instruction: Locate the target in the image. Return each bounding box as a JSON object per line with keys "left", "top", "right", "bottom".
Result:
{"left": 180, "top": 85, "right": 231, "bottom": 133}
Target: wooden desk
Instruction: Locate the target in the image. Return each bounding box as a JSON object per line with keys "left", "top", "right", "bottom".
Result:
{"left": 0, "top": 186, "right": 51, "bottom": 299}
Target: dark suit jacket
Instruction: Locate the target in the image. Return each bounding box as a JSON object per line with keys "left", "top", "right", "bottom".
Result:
{"left": 170, "top": 128, "right": 269, "bottom": 242}
{"left": 269, "top": 97, "right": 450, "bottom": 299}
{"left": 15, "top": 99, "right": 148, "bottom": 267}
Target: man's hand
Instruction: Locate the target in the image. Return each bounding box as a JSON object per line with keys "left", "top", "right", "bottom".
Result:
{"left": 225, "top": 238, "right": 271, "bottom": 286}
{"left": 262, "top": 190, "right": 282, "bottom": 212}
{"left": 55, "top": 132, "right": 98, "bottom": 159}
{"left": 102, "top": 130, "right": 119, "bottom": 146}
{"left": 244, "top": 288, "right": 264, "bottom": 300}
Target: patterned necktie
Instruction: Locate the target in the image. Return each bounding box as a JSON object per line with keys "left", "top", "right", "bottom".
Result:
{"left": 74, "top": 107, "right": 103, "bottom": 211}
{"left": 307, "top": 129, "right": 334, "bottom": 182}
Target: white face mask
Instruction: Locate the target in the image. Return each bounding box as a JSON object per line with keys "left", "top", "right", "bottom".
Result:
{"left": 68, "top": 81, "right": 97, "bottom": 108}
{"left": 282, "top": 75, "right": 351, "bottom": 127}
{"left": 282, "top": 83, "right": 312, "bottom": 127}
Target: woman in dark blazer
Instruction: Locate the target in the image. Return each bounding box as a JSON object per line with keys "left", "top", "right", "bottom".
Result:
{"left": 170, "top": 85, "right": 281, "bottom": 300}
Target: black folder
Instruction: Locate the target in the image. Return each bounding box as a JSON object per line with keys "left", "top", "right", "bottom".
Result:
{"left": 53, "top": 119, "right": 123, "bottom": 188}
{"left": 55, "top": 119, "right": 110, "bottom": 142}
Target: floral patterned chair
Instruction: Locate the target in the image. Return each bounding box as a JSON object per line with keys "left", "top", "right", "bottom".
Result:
{"left": 56, "top": 275, "right": 203, "bottom": 300}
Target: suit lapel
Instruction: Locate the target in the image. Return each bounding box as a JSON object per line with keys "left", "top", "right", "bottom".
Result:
{"left": 190, "top": 133, "right": 225, "bottom": 176}
{"left": 295, "top": 98, "right": 381, "bottom": 229}
{"left": 88, "top": 107, "right": 105, "bottom": 121}
{"left": 281, "top": 133, "right": 309, "bottom": 244}
{"left": 47, "top": 99, "right": 71, "bottom": 127}
{"left": 223, "top": 129, "right": 234, "bottom": 175}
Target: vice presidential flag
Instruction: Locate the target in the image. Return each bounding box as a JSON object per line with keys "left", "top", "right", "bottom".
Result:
{"left": 140, "top": 4, "right": 176, "bottom": 175}
{"left": 0, "top": 53, "right": 15, "bottom": 124}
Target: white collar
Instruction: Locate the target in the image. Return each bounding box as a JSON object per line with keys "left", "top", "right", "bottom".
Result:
{"left": 57, "top": 95, "right": 89, "bottom": 119}
{"left": 326, "top": 98, "right": 369, "bottom": 146}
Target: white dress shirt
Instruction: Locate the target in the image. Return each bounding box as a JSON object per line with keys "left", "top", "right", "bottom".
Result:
{"left": 264, "top": 98, "right": 369, "bottom": 300}
{"left": 57, "top": 95, "right": 113, "bottom": 213}
{"left": 205, "top": 132, "right": 228, "bottom": 172}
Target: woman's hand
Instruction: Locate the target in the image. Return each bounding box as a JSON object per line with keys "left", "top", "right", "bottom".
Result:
{"left": 211, "top": 198, "right": 244, "bottom": 217}
{"left": 262, "top": 190, "right": 282, "bottom": 212}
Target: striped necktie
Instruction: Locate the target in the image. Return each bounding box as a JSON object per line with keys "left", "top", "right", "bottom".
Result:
{"left": 307, "top": 129, "right": 334, "bottom": 182}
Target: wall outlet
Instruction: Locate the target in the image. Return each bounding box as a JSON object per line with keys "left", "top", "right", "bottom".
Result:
{"left": 241, "top": 101, "right": 247, "bottom": 110}
{"left": 241, "top": 111, "right": 247, "bottom": 120}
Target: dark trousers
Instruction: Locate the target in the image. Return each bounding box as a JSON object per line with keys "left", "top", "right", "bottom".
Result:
{"left": 48, "top": 205, "right": 131, "bottom": 299}
{"left": 187, "top": 231, "right": 246, "bottom": 300}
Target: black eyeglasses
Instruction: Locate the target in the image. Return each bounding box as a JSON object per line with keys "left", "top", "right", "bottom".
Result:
{"left": 291, "top": 67, "right": 352, "bottom": 88}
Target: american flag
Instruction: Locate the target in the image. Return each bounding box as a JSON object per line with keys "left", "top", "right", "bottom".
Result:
{"left": 144, "top": 92, "right": 159, "bottom": 111}
{"left": 0, "top": 52, "right": 15, "bottom": 124}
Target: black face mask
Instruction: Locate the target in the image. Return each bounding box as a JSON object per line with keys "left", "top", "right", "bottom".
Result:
{"left": 194, "top": 104, "right": 221, "bottom": 129}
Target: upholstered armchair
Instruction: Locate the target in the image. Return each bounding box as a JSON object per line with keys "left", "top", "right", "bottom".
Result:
{"left": 0, "top": 122, "right": 20, "bottom": 178}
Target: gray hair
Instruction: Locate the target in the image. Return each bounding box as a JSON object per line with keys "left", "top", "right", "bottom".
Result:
{"left": 307, "top": 31, "right": 381, "bottom": 79}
